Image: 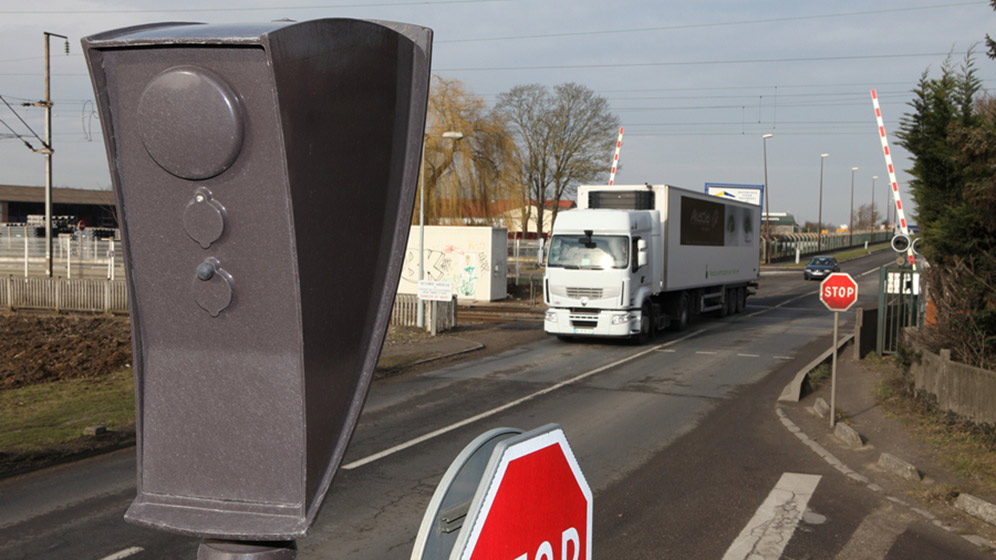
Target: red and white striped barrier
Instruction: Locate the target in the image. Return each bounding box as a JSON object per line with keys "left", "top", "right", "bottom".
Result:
{"left": 608, "top": 126, "right": 624, "bottom": 185}
{"left": 871, "top": 90, "right": 915, "bottom": 268}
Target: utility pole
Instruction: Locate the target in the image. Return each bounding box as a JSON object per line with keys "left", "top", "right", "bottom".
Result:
{"left": 871, "top": 175, "right": 878, "bottom": 232}
{"left": 818, "top": 153, "right": 828, "bottom": 253}
{"left": 849, "top": 166, "right": 858, "bottom": 247}
{"left": 762, "top": 133, "right": 773, "bottom": 264}
{"left": 28, "top": 32, "right": 69, "bottom": 277}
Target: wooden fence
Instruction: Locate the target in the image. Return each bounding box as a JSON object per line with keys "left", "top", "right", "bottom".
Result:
{"left": 1, "top": 277, "right": 129, "bottom": 313}
{"left": 391, "top": 293, "right": 457, "bottom": 332}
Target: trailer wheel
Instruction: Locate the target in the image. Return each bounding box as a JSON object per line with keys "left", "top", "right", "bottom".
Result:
{"left": 635, "top": 302, "right": 653, "bottom": 344}
{"left": 670, "top": 293, "right": 689, "bottom": 331}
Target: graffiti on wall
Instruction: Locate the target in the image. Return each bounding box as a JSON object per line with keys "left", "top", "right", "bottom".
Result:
{"left": 400, "top": 247, "right": 481, "bottom": 298}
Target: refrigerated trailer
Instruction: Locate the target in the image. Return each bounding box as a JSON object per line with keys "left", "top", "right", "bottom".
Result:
{"left": 543, "top": 184, "right": 760, "bottom": 341}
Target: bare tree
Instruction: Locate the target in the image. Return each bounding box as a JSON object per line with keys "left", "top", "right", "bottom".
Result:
{"left": 851, "top": 203, "right": 881, "bottom": 231}
{"left": 422, "top": 77, "right": 521, "bottom": 226}
{"left": 495, "top": 83, "right": 620, "bottom": 236}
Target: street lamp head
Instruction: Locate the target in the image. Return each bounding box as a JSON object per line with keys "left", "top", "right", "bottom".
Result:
{"left": 821, "top": 153, "right": 829, "bottom": 158}
{"left": 762, "top": 133, "right": 773, "bottom": 139}
{"left": 852, "top": 166, "right": 859, "bottom": 171}
{"left": 441, "top": 131, "right": 464, "bottom": 140}
{"left": 873, "top": 175, "right": 878, "bottom": 179}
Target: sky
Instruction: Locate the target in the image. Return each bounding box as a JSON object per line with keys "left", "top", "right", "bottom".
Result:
{"left": 0, "top": 0, "right": 993, "bottom": 228}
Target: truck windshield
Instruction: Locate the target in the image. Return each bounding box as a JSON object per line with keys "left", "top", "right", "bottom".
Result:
{"left": 547, "top": 235, "right": 629, "bottom": 270}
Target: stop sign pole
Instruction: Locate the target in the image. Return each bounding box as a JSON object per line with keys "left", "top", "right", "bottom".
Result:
{"left": 820, "top": 273, "right": 859, "bottom": 429}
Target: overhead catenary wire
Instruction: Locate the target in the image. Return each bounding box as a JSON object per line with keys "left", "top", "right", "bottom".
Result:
{"left": 0, "top": 94, "right": 45, "bottom": 148}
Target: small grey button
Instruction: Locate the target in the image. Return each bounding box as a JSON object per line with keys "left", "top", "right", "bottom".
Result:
{"left": 196, "top": 262, "right": 216, "bottom": 281}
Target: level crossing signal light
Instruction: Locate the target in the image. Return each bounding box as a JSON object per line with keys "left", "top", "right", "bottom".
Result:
{"left": 82, "top": 18, "right": 432, "bottom": 544}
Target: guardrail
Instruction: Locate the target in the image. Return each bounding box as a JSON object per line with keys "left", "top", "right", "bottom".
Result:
{"left": 1, "top": 277, "right": 129, "bottom": 313}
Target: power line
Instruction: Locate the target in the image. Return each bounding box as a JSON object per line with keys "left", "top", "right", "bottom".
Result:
{"left": 439, "top": 51, "right": 970, "bottom": 72}
{"left": 0, "top": 94, "right": 45, "bottom": 147}
{"left": 439, "top": 1, "right": 987, "bottom": 43}
{"left": 0, "top": 0, "right": 505, "bottom": 14}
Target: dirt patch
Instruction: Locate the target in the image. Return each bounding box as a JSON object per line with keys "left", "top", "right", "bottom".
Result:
{"left": 0, "top": 312, "right": 132, "bottom": 390}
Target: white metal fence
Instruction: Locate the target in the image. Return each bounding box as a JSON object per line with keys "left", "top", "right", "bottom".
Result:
{"left": 390, "top": 293, "right": 457, "bottom": 332}
{"left": 0, "top": 228, "right": 124, "bottom": 279}
{"left": 1, "top": 277, "right": 129, "bottom": 313}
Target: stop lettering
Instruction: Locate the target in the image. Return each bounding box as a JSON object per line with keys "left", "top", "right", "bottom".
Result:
{"left": 819, "top": 273, "right": 858, "bottom": 311}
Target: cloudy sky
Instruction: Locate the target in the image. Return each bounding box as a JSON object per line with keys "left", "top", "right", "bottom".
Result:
{"left": 1, "top": 0, "right": 993, "bottom": 227}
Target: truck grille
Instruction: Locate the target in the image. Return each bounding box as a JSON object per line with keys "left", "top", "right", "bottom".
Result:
{"left": 566, "top": 287, "right": 604, "bottom": 299}
{"left": 569, "top": 311, "right": 599, "bottom": 329}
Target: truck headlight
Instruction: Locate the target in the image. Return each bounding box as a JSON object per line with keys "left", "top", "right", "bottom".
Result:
{"left": 611, "top": 313, "right": 630, "bottom": 325}
{"left": 545, "top": 310, "right": 557, "bottom": 322}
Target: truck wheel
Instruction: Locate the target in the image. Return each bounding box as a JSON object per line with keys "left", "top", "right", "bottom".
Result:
{"left": 716, "top": 290, "right": 729, "bottom": 318}
{"left": 636, "top": 303, "right": 653, "bottom": 344}
{"left": 735, "top": 287, "right": 746, "bottom": 313}
{"left": 670, "top": 293, "right": 689, "bottom": 331}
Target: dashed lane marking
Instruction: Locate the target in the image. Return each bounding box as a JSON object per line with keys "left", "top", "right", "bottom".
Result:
{"left": 98, "top": 548, "right": 144, "bottom": 560}
{"left": 722, "top": 473, "right": 822, "bottom": 560}
{"left": 737, "top": 353, "right": 761, "bottom": 358}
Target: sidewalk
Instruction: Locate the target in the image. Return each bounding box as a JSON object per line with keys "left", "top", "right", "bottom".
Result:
{"left": 778, "top": 346, "right": 996, "bottom": 550}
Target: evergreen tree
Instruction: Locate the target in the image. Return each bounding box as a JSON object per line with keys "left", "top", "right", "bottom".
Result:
{"left": 897, "top": 51, "right": 996, "bottom": 368}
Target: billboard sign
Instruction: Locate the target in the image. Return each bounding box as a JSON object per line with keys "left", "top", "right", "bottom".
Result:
{"left": 705, "top": 183, "right": 764, "bottom": 210}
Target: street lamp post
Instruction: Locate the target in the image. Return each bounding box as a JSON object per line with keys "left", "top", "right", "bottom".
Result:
{"left": 818, "top": 154, "right": 828, "bottom": 253}
{"left": 762, "top": 133, "right": 773, "bottom": 264}
{"left": 417, "top": 130, "right": 464, "bottom": 328}
{"left": 849, "top": 166, "right": 858, "bottom": 247}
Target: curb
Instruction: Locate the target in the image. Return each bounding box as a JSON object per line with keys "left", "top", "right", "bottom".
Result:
{"left": 776, "top": 407, "right": 996, "bottom": 551}
{"left": 778, "top": 352, "right": 996, "bottom": 548}
{"left": 406, "top": 338, "right": 485, "bottom": 367}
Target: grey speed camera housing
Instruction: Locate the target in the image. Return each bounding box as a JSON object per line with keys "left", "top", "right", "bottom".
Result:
{"left": 82, "top": 19, "right": 431, "bottom": 540}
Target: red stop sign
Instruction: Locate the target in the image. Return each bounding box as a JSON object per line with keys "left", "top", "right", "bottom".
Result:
{"left": 457, "top": 427, "right": 592, "bottom": 560}
{"left": 820, "top": 272, "right": 858, "bottom": 311}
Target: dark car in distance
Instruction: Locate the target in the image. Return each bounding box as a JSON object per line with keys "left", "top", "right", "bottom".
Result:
{"left": 804, "top": 255, "right": 840, "bottom": 280}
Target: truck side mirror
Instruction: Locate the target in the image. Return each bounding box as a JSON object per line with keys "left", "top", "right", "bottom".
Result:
{"left": 82, "top": 19, "right": 431, "bottom": 541}
{"left": 637, "top": 238, "right": 648, "bottom": 268}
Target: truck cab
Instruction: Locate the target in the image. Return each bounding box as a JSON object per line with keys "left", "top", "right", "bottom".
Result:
{"left": 543, "top": 209, "right": 661, "bottom": 340}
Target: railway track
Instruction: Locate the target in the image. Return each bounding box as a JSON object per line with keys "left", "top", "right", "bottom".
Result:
{"left": 458, "top": 306, "right": 545, "bottom": 323}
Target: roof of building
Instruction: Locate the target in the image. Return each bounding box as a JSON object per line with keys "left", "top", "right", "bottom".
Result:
{"left": 0, "top": 184, "right": 115, "bottom": 206}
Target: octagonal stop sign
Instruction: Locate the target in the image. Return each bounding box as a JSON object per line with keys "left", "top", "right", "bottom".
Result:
{"left": 453, "top": 425, "right": 592, "bottom": 560}
{"left": 820, "top": 272, "right": 859, "bottom": 311}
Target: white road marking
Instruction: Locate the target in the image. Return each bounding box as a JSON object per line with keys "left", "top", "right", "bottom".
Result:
{"left": 722, "top": 472, "right": 822, "bottom": 560}
{"left": 859, "top": 265, "right": 883, "bottom": 277}
{"left": 656, "top": 348, "right": 677, "bottom": 353}
{"left": 98, "top": 547, "right": 144, "bottom": 560}
{"left": 695, "top": 351, "right": 717, "bottom": 355}
{"left": 737, "top": 353, "right": 760, "bottom": 358}
{"left": 343, "top": 329, "right": 710, "bottom": 470}
{"left": 747, "top": 290, "right": 818, "bottom": 318}
{"left": 834, "top": 505, "right": 909, "bottom": 560}
{"left": 774, "top": 355, "right": 795, "bottom": 360}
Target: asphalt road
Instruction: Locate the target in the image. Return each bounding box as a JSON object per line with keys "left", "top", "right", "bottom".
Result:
{"left": 2, "top": 250, "right": 987, "bottom": 560}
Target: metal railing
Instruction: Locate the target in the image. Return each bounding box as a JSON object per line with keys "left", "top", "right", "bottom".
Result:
{"left": 1, "top": 276, "right": 129, "bottom": 313}
{"left": 391, "top": 293, "right": 457, "bottom": 332}
{"left": 0, "top": 228, "right": 124, "bottom": 279}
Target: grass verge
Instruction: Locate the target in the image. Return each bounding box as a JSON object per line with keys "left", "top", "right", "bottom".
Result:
{"left": 875, "top": 352, "right": 996, "bottom": 497}
{"left": 0, "top": 368, "right": 134, "bottom": 454}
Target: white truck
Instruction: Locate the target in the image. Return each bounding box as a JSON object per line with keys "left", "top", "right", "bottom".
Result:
{"left": 543, "top": 184, "right": 760, "bottom": 341}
